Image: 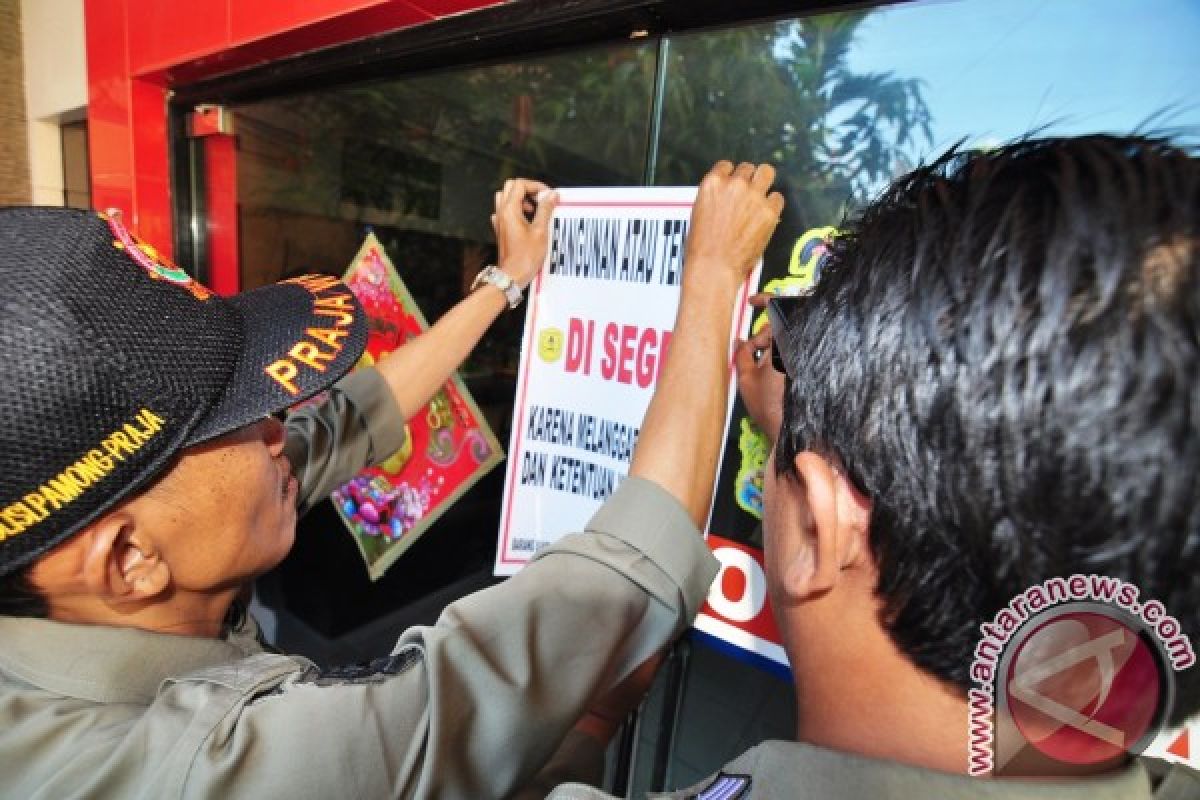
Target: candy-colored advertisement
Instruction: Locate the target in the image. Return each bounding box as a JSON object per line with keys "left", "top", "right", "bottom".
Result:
{"left": 335, "top": 233, "right": 504, "bottom": 580}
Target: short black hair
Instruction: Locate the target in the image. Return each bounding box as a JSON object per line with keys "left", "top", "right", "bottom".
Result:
{"left": 774, "top": 134, "right": 1200, "bottom": 723}
{"left": 0, "top": 565, "right": 49, "bottom": 618}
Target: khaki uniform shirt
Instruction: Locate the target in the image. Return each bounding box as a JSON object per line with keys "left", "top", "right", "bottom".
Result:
{"left": 548, "top": 737, "right": 1198, "bottom": 799}
{"left": 0, "top": 368, "right": 720, "bottom": 799}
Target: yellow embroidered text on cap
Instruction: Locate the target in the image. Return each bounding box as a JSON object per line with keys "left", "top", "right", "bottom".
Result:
{"left": 0, "top": 408, "right": 166, "bottom": 541}
{"left": 265, "top": 275, "right": 357, "bottom": 395}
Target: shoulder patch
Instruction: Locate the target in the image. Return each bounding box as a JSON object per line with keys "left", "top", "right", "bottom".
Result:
{"left": 690, "top": 772, "right": 751, "bottom": 800}
{"left": 296, "top": 648, "right": 422, "bottom": 687}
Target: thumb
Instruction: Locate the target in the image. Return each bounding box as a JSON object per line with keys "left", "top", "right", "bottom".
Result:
{"left": 532, "top": 190, "right": 559, "bottom": 228}
{"left": 749, "top": 325, "right": 773, "bottom": 350}
{"left": 733, "top": 338, "right": 758, "bottom": 375}
{"left": 747, "top": 292, "right": 773, "bottom": 308}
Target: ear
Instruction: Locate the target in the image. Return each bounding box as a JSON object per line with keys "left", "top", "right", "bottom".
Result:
{"left": 79, "top": 513, "right": 171, "bottom": 602}
{"left": 777, "top": 451, "right": 872, "bottom": 600}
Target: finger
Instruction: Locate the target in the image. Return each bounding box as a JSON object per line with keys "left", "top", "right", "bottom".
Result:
{"left": 748, "top": 292, "right": 773, "bottom": 308}
{"left": 749, "top": 325, "right": 774, "bottom": 350}
{"left": 733, "top": 338, "right": 758, "bottom": 374}
{"left": 532, "top": 190, "right": 559, "bottom": 228}
{"left": 499, "top": 181, "right": 526, "bottom": 220}
{"left": 733, "top": 162, "right": 756, "bottom": 181}
{"left": 502, "top": 178, "right": 549, "bottom": 213}
{"left": 494, "top": 190, "right": 503, "bottom": 212}
{"left": 751, "top": 163, "right": 776, "bottom": 192}
{"left": 490, "top": 213, "right": 498, "bottom": 234}
{"left": 508, "top": 178, "right": 551, "bottom": 197}
{"left": 766, "top": 191, "right": 786, "bottom": 216}
{"left": 710, "top": 160, "right": 734, "bottom": 179}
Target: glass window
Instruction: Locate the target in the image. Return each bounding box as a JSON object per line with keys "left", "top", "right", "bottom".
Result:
{"left": 233, "top": 40, "right": 659, "bottom": 641}
{"left": 657, "top": 0, "right": 1200, "bottom": 277}
{"left": 236, "top": 42, "right": 659, "bottom": 291}
{"left": 655, "top": 0, "right": 1200, "bottom": 557}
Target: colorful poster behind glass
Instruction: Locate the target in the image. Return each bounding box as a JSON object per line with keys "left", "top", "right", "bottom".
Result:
{"left": 495, "top": 186, "right": 786, "bottom": 664}
{"left": 335, "top": 233, "right": 504, "bottom": 580}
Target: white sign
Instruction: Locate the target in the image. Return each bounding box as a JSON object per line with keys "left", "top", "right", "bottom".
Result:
{"left": 494, "top": 187, "right": 759, "bottom": 575}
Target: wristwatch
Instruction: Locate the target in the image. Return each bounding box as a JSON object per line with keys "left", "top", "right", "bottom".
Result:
{"left": 471, "top": 265, "right": 524, "bottom": 310}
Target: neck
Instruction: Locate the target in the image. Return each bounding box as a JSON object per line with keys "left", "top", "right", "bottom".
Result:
{"left": 45, "top": 586, "right": 239, "bottom": 638}
{"left": 787, "top": 596, "right": 969, "bottom": 774}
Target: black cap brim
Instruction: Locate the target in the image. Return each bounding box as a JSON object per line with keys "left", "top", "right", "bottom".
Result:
{"left": 186, "top": 277, "right": 368, "bottom": 447}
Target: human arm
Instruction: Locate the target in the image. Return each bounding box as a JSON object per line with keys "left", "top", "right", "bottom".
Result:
{"left": 182, "top": 477, "right": 714, "bottom": 799}
{"left": 283, "top": 180, "right": 557, "bottom": 513}
{"left": 516, "top": 163, "right": 786, "bottom": 790}
{"left": 283, "top": 367, "right": 410, "bottom": 515}
{"left": 258, "top": 164, "right": 780, "bottom": 798}
{"left": 630, "top": 162, "right": 784, "bottom": 524}
{"left": 373, "top": 179, "right": 557, "bottom": 420}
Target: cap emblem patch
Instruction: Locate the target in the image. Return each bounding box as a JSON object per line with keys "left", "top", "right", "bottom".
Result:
{"left": 101, "top": 210, "right": 213, "bottom": 301}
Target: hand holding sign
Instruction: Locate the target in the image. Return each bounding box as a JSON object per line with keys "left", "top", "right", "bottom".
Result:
{"left": 685, "top": 162, "right": 785, "bottom": 294}
{"left": 492, "top": 178, "right": 560, "bottom": 289}
{"left": 634, "top": 161, "right": 784, "bottom": 527}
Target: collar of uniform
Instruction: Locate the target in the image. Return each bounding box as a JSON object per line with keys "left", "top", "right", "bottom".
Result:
{"left": 0, "top": 615, "right": 266, "bottom": 704}
{"left": 716, "top": 740, "right": 1152, "bottom": 800}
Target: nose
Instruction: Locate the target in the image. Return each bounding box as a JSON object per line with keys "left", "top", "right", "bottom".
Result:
{"left": 259, "top": 415, "right": 286, "bottom": 457}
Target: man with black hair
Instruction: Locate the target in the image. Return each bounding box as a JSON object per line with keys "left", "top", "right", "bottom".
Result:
{"left": 552, "top": 135, "right": 1199, "bottom": 798}
{"left": 0, "top": 164, "right": 784, "bottom": 797}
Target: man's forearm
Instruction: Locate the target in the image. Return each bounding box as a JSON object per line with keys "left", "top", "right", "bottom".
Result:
{"left": 372, "top": 179, "right": 556, "bottom": 422}
{"left": 629, "top": 271, "right": 743, "bottom": 526}
{"left": 628, "top": 162, "right": 783, "bottom": 527}
{"left": 373, "top": 285, "right": 507, "bottom": 420}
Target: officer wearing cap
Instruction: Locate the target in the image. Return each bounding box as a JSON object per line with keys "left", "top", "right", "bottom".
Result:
{"left": 0, "top": 165, "right": 783, "bottom": 798}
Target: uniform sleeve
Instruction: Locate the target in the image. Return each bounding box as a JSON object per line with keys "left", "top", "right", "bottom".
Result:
{"left": 283, "top": 367, "right": 410, "bottom": 515}
{"left": 511, "top": 730, "right": 608, "bottom": 800}
{"left": 184, "top": 477, "right": 720, "bottom": 800}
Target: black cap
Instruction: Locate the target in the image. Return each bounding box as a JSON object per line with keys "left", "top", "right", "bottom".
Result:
{"left": 0, "top": 207, "right": 367, "bottom": 575}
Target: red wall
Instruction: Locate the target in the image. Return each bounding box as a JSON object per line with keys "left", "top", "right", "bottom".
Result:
{"left": 83, "top": 0, "right": 504, "bottom": 291}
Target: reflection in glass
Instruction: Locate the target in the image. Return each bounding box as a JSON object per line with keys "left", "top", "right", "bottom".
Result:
{"left": 657, "top": 12, "right": 932, "bottom": 235}
{"left": 663, "top": 0, "right": 1200, "bottom": 554}
{"left": 235, "top": 40, "right": 658, "bottom": 293}
{"left": 232, "top": 40, "right": 659, "bottom": 640}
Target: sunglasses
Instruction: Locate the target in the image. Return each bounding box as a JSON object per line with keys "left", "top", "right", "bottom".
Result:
{"left": 765, "top": 295, "right": 804, "bottom": 378}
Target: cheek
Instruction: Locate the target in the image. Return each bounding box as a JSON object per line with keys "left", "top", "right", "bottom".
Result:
{"left": 208, "top": 451, "right": 274, "bottom": 512}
